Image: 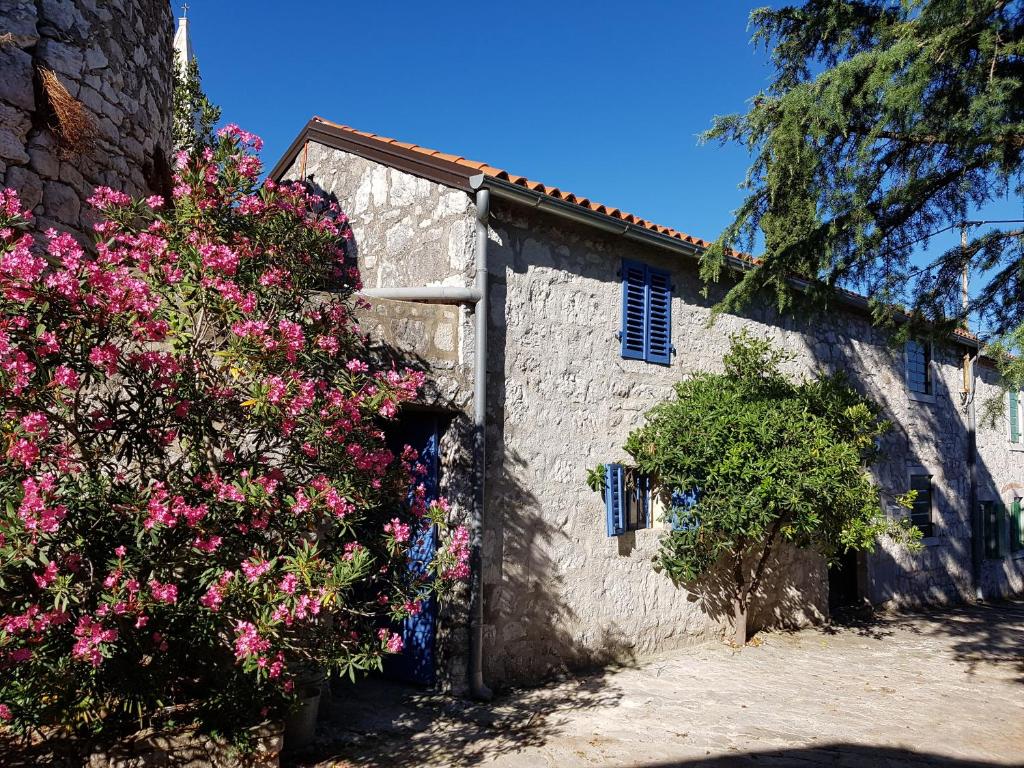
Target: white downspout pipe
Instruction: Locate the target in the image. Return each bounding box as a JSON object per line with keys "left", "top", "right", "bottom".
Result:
{"left": 469, "top": 185, "right": 493, "bottom": 700}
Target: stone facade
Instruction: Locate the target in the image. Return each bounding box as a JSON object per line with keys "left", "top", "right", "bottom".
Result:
{"left": 0, "top": 0, "right": 173, "bottom": 238}
{"left": 279, "top": 137, "right": 1024, "bottom": 690}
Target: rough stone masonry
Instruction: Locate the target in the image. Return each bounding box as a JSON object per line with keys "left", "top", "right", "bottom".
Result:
{"left": 0, "top": 0, "right": 173, "bottom": 239}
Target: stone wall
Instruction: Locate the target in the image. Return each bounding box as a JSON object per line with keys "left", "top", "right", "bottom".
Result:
{"left": 0, "top": 0, "right": 173, "bottom": 238}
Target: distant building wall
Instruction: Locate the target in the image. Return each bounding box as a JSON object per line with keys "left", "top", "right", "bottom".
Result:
{"left": 0, "top": 0, "right": 173, "bottom": 238}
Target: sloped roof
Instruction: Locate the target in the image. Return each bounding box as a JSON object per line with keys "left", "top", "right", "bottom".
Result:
{"left": 270, "top": 117, "right": 714, "bottom": 250}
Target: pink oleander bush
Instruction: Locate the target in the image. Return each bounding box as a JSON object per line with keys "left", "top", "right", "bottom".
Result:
{"left": 0, "top": 126, "right": 468, "bottom": 742}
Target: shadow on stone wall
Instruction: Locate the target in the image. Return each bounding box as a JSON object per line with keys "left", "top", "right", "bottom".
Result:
{"left": 683, "top": 544, "right": 828, "bottom": 639}
{"left": 481, "top": 270, "right": 638, "bottom": 686}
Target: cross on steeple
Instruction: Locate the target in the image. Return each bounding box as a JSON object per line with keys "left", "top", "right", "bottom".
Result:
{"left": 181, "top": 2, "right": 188, "bottom": 18}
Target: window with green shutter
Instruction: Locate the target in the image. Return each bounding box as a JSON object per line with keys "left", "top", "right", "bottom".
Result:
{"left": 1010, "top": 390, "right": 1021, "bottom": 444}
{"left": 1012, "top": 498, "right": 1024, "bottom": 554}
{"left": 981, "top": 500, "right": 1009, "bottom": 559}
{"left": 906, "top": 341, "right": 932, "bottom": 395}
{"left": 909, "top": 474, "right": 934, "bottom": 537}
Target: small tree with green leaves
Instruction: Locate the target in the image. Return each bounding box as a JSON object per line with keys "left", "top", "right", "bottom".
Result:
{"left": 612, "top": 332, "right": 919, "bottom": 645}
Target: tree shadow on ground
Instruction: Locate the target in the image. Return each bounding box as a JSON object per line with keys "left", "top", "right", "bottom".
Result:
{"left": 288, "top": 671, "right": 623, "bottom": 768}
{"left": 638, "top": 743, "right": 1014, "bottom": 767}
{"left": 822, "top": 598, "right": 1024, "bottom": 682}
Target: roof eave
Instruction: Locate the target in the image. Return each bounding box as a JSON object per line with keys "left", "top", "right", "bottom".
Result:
{"left": 268, "top": 118, "right": 477, "bottom": 191}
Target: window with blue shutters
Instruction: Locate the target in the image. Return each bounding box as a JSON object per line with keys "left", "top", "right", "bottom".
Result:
{"left": 620, "top": 260, "right": 672, "bottom": 365}
{"left": 604, "top": 464, "right": 651, "bottom": 536}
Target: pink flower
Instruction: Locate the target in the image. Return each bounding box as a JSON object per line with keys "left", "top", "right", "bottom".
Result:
{"left": 233, "top": 620, "right": 270, "bottom": 660}
{"left": 145, "top": 195, "right": 165, "bottom": 209}
{"left": 378, "top": 628, "right": 404, "bottom": 654}
{"left": 71, "top": 616, "right": 118, "bottom": 667}
{"left": 346, "top": 359, "right": 369, "bottom": 374}
{"left": 277, "top": 573, "right": 297, "bottom": 594}
{"left": 384, "top": 518, "right": 411, "bottom": 543}
{"left": 8, "top": 437, "right": 39, "bottom": 468}
{"left": 33, "top": 561, "right": 58, "bottom": 589}
{"left": 149, "top": 579, "right": 178, "bottom": 604}
{"left": 0, "top": 704, "right": 11, "bottom": 721}
{"left": 86, "top": 186, "right": 132, "bottom": 210}
{"left": 114, "top": 545, "right": 126, "bottom": 558}
{"left": 444, "top": 525, "right": 471, "bottom": 580}
{"left": 241, "top": 557, "right": 271, "bottom": 583}
{"left": 88, "top": 343, "right": 119, "bottom": 376}
{"left": 193, "top": 534, "right": 222, "bottom": 553}
{"left": 199, "top": 570, "right": 234, "bottom": 612}
{"left": 53, "top": 365, "right": 79, "bottom": 389}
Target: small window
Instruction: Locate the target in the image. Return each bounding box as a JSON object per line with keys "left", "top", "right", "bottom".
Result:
{"left": 604, "top": 463, "right": 651, "bottom": 536}
{"left": 905, "top": 340, "right": 932, "bottom": 395}
{"left": 1011, "top": 498, "right": 1024, "bottom": 554}
{"left": 1009, "top": 390, "right": 1021, "bottom": 444}
{"left": 669, "top": 488, "right": 700, "bottom": 532}
{"left": 981, "top": 500, "right": 1007, "bottom": 559}
{"left": 909, "top": 473, "right": 934, "bottom": 537}
{"left": 620, "top": 260, "right": 672, "bottom": 365}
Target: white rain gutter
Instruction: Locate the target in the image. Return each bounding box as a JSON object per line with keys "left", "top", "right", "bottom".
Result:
{"left": 360, "top": 286, "right": 481, "bottom": 303}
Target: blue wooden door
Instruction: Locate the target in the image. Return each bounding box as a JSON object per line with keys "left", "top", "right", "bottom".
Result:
{"left": 384, "top": 414, "right": 439, "bottom": 685}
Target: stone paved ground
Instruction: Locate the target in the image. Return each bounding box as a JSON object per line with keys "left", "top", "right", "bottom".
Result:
{"left": 294, "top": 601, "right": 1024, "bottom": 768}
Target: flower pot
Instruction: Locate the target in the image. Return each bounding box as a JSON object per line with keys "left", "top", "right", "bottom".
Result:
{"left": 283, "top": 686, "right": 321, "bottom": 752}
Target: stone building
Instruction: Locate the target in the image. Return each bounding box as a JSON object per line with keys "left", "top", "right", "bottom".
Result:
{"left": 0, "top": 0, "right": 173, "bottom": 239}
{"left": 270, "top": 117, "right": 1024, "bottom": 693}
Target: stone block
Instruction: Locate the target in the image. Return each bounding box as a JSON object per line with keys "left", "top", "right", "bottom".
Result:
{"left": 39, "top": 39, "right": 85, "bottom": 78}
{"left": 58, "top": 161, "right": 84, "bottom": 189}
{"left": 0, "top": 0, "right": 39, "bottom": 46}
{"left": 28, "top": 146, "right": 59, "bottom": 178}
{"left": 4, "top": 164, "right": 43, "bottom": 210}
{"left": 40, "top": 0, "right": 88, "bottom": 33}
{"left": 84, "top": 45, "right": 108, "bottom": 71}
{"left": 0, "top": 46, "right": 36, "bottom": 110}
{"left": 42, "top": 180, "right": 81, "bottom": 224}
{"left": 0, "top": 127, "right": 30, "bottom": 165}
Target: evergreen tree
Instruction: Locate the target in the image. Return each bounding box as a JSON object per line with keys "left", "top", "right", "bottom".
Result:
{"left": 172, "top": 56, "right": 221, "bottom": 153}
{"left": 703, "top": 1, "right": 1023, "bottom": 370}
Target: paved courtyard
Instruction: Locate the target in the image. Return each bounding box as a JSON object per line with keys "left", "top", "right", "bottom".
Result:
{"left": 298, "top": 601, "right": 1024, "bottom": 768}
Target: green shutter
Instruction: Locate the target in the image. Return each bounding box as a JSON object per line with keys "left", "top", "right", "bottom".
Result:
{"left": 1012, "top": 498, "right": 1023, "bottom": 553}
{"left": 1010, "top": 390, "right": 1020, "bottom": 443}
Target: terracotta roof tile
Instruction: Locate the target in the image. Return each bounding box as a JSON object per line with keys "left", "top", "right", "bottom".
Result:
{"left": 311, "top": 117, "right": 712, "bottom": 248}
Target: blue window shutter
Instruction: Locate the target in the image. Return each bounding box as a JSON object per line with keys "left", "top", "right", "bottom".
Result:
{"left": 620, "top": 261, "right": 647, "bottom": 360}
{"left": 646, "top": 268, "right": 672, "bottom": 365}
{"left": 1011, "top": 390, "right": 1020, "bottom": 443}
{"left": 605, "top": 463, "right": 625, "bottom": 536}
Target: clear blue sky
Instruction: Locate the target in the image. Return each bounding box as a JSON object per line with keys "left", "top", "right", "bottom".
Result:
{"left": 181, "top": 1, "right": 767, "bottom": 243}
{"left": 181, "top": 0, "right": 1022, "bottom": 324}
